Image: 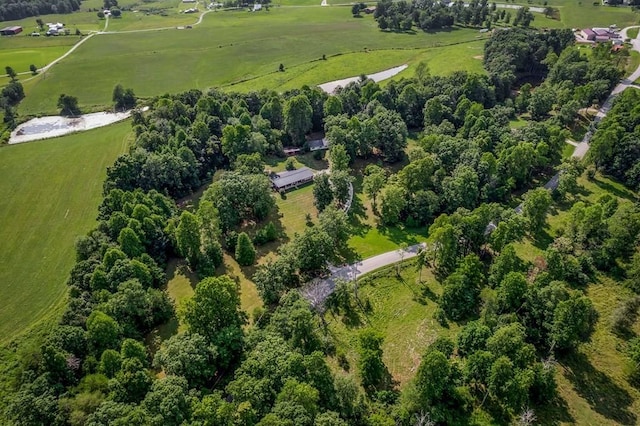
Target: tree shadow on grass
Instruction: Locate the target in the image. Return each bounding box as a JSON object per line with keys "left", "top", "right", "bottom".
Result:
{"left": 535, "top": 394, "right": 575, "bottom": 426}
{"left": 532, "top": 228, "right": 555, "bottom": 250}
{"left": 562, "top": 352, "right": 636, "bottom": 425}
{"left": 592, "top": 175, "right": 637, "bottom": 202}
{"left": 378, "top": 224, "right": 425, "bottom": 247}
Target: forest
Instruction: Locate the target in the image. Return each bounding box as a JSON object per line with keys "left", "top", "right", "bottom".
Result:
{"left": 0, "top": 0, "right": 81, "bottom": 22}
{"left": 4, "top": 27, "right": 640, "bottom": 425}
{"left": 365, "top": 0, "right": 536, "bottom": 32}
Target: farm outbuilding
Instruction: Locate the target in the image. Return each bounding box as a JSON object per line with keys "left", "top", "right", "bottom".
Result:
{"left": 0, "top": 26, "right": 22, "bottom": 36}
{"left": 270, "top": 167, "right": 315, "bottom": 191}
{"left": 308, "top": 138, "right": 329, "bottom": 151}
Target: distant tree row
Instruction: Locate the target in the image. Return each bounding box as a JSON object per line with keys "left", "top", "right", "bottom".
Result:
{"left": 368, "top": 0, "right": 534, "bottom": 32}
{"left": 0, "top": 0, "right": 80, "bottom": 21}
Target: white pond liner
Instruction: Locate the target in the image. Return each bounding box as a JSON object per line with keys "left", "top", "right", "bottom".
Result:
{"left": 318, "top": 64, "right": 409, "bottom": 94}
{"left": 9, "top": 108, "right": 147, "bottom": 144}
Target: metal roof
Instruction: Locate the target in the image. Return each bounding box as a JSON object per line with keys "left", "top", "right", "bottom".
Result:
{"left": 271, "top": 167, "right": 314, "bottom": 189}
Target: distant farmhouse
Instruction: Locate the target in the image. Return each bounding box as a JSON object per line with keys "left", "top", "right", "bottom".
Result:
{"left": 270, "top": 167, "right": 315, "bottom": 192}
{"left": 45, "top": 22, "right": 65, "bottom": 36}
{"left": 579, "top": 27, "right": 620, "bottom": 43}
{"left": 0, "top": 26, "right": 22, "bottom": 36}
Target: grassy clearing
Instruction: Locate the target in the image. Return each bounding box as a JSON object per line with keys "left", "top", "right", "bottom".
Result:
{"left": 228, "top": 40, "right": 487, "bottom": 92}
{"left": 104, "top": 11, "right": 199, "bottom": 32}
{"left": 627, "top": 50, "right": 640, "bottom": 76}
{"left": 629, "top": 27, "right": 640, "bottom": 39}
{"left": 327, "top": 259, "right": 456, "bottom": 387}
{"left": 513, "top": 172, "right": 640, "bottom": 423}
{"left": 520, "top": 0, "right": 640, "bottom": 28}
{"left": 0, "top": 120, "right": 132, "bottom": 346}
{"left": 18, "top": 8, "right": 483, "bottom": 114}
{"left": 274, "top": 183, "right": 318, "bottom": 238}
{"left": 347, "top": 160, "right": 428, "bottom": 260}
{"left": 562, "top": 141, "right": 576, "bottom": 159}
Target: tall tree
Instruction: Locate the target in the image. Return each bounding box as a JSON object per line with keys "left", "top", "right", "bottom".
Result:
{"left": 313, "top": 173, "right": 334, "bottom": 212}
{"left": 521, "top": 188, "right": 552, "bottom": 236}
{"left": 329, "top": 144, "right": 350, "bottom": 171}
{"left": 284, "top": 94, "right": 313, "bottom": 146}
{"left": 235, "top": 232, "right": 257, "bottom": 266}
{"left": 362, "top": 165, "right": 386, "bottom": 211}
{"left": 182, "top": 275, "right": 246, "bottom": 366}
{"left": 176, "top": 211, "right": 201, "bottom": 269}
{"left": 5, "top": 66, "right": 16, "bottom": 81}
{"left": 57, "top": 94, "right": 81, "bottom": 116}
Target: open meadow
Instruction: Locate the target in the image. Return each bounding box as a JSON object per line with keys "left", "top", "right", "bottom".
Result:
{"left": 0, "top": 121, "right": 132, "bottom": 345}
{"left": 17, "top": 7, "right": 488, "bottom": 114}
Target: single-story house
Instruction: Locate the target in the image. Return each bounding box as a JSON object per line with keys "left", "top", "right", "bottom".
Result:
{"left": 0, "top": 26, "right": 22, "bottom": 36}
{"left": 270, "top": 167, "right": 315, "bottom": 192}
{"left": 252, "top": 3, "right": 262, "bottom": 11}
{"left": 581, "top": 29, "right": 596, "bottom": 41}
{"left": 308, "top": 138, "right": 329, "bottom": 151}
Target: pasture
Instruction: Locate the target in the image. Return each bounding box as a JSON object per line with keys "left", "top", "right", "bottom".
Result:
{"left": 327, "top": 259, "right": 455, "bottom": 387}
{"left": 0, "top": 120, "right": 132, "bottom": 345}
{"left": 17, "top": 7, "right": 485, "bottom": 114}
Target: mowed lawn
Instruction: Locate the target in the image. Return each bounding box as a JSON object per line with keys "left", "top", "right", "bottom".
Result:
{"left": 0, "top": 121, "right": 132, "bottom": 345}
{"left": 18, "top": 7, "right": 482, "bottom": 114}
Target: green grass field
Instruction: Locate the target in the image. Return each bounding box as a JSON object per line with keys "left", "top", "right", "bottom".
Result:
{"left": 629, "top": 27, "right": 640, "bottom": 39}
{"left": 0, "top": 121, "right": 132, "bottom": 346}
{"left": 327, "top": 259, "right": 456, "bottom": 387}
{"left": 512, "top": 0, "right": 639, "bottom": 28}
{"left": 17, "top": 8, "right": 485, "bottom": 114}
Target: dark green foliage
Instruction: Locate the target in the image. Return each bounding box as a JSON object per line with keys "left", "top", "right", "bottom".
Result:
{"left": 457, "top": 321, "right": 492, "bottom": 357}
{"left": 313, "top": 173, "right": 334, "bottom": 212}
{"left": 142, "top": 376, "right": 191, "bottom": 425}
{"left": 113, "top": 84, "right": 136, "bottom": 111}
{"left": 1, "top": 81, "right": 24, "bottom": 105}
{"left": 268, "top": 292, "right": 323, "bottom": 354}
{"left": 236, "top": 232, "right": 257, "bottom": 266}
{"left": 201, "top": 172, "right": 275, "bottom": 232}
{"left": 182, "top": 275, "right": 246, "bottom": 366}
{"left": 440, "top": 255, "right": 484, "bottom": 321}
{"left": 550, "top": 293, "right": 597, "bottom": 351}
{"left": 590, "top": 89, "right": 640, "bottom": 189}
{"left": 86, "top": 311, "right": 121, "bottom": 354}
{"left": 252, "top": 256, "right": 299, "bottom": 305}
{"left": 58, "top": 93, "right": 81, "bottom": 116}
{"left": 284, "top": 94, "right": 313, "bottom": 145}
{"left": 357, "top": 329, "right": 388, "bottom": 392}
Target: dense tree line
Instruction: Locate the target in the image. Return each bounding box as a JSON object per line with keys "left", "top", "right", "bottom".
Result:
{"left": 589, "top": 88, "right": 640, "bottom": 190}
{"left": 0, "top": 0, "right": 80, "bottom": 22}
{"left": 369, "top": 0, "right": 533, "bottom": 32}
